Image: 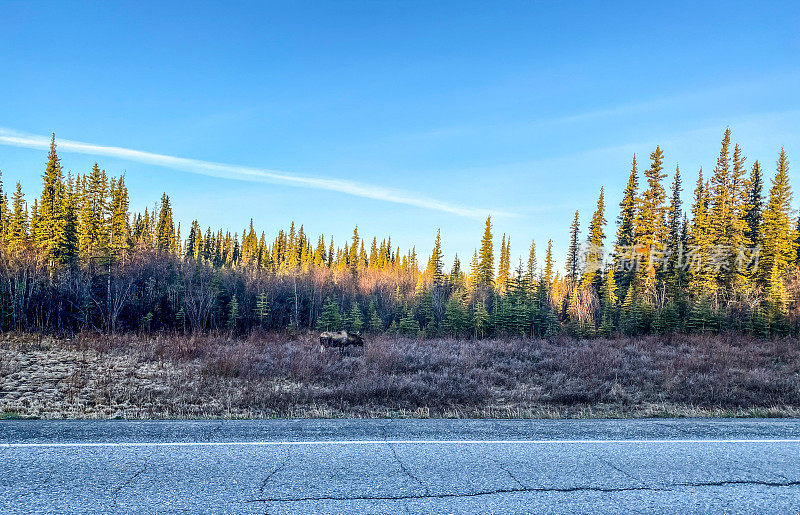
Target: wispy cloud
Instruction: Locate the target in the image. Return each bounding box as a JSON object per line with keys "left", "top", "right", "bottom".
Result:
{"left": 0, "top": 128, "right": 511, "bottom": 219}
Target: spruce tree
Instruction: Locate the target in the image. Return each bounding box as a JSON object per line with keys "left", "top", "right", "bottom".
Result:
{"left": 687, "top": 169, "right": 714, "bottom": 296}
{"left": 472, "top": 300, "right": 489, "bottom": 338}
{"left": 565, "top": 211, "right": 581, "bottom": 286}
{"left": 599, "top": 267, "right": 618, "bottom": 336}
{"left": 108, "top": 177, "right": 130, "bottom": 259}
{"left": 7, "top": 182, "right": 28, "bottom": 253}
{"left": 186, "top": 220, "right": 202, "bottom": 259}
{"left": 615, "top": 155, "right": 639, "bottom": 295}
{"left": 155, "top": 193, "right": 176, "bottom": 253}
{"left": 584, "top": 188, "right": 606, "bottom": 290}
{"left": 729, "top": 143, "right": 750, "bottom": 294}
{"left": 348, "top": 226, "right": 359, "bottom": 274}
{"left": 78, "top": 163, "right": 110, "bottom": 260}
{"left": 254, "top": 292, "right": 270, "bottom": 329}
{"left": 665, "top": 165, "right": 684, "bottom": 295}
{"left": 61, "top": 174, "right": 79, "bottom": 266}
{"left": 708, "top": 129, "right": 732, "bottom": 251}
{"left": 744, "top": 160, "right": 764, "bottom": 248}
{"left": 477, "top": 216, "right": 494, "bottom": 289}
{"left": 497, "top": 234, "right": 510, "bottom": 294}
{"left": 449, "top": 254, "right": 465, "bottom": 291}
{"left": 543, "top": 239, "right": 554, "bottom": 286}
{"left": 525, "top": 240, "right": 537, "bottom": 289}
{"left": 318, "top": 297, "right": 342, "bottom": 330}
{"left": 468, "top": 249, "right": 480, "bottom": 293}
{"left": 36, "top": 134, "right": 68, "bottom": 268}
{"left": 227, "top": 295, "right": 240, "bottom": 331}
{"left": 443, "top": 294, "right": 467, "bottom": 337}
{"left": 427, "top": 229, "right": 444, "bottom": 286}
{"left": 367, "top": 301, "right": 383, "bottom": 332}
{"left": 635, "top": 146, "right": 668, "bottom": 288}
{"left": 346, "top": 302, "right": 364, "bottom": 333}
{"left": 0, "top": 170, "right": 6, "bottom": 236}
{"left": 758, "top": 149, "right": 796, "bottom": 307}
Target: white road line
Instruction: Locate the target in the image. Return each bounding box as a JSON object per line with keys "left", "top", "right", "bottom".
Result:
{"left": 2, "top": 439, "right": 800, "bottom": 448}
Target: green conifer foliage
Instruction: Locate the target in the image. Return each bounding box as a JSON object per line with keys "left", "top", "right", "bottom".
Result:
{"left": 615, "top": 156, "right": 639, "bottom": 295}
{"left": 758, "top": 149, "right": 797, "bottom": 306}
{"left": 687, "top": 170, "right": 714, "bottom": 297}
{"left": 227, "top": 295, "right": 240, "bottom": 331}
{"left": 565, "top": 211, "right": 581, "bottom": 286}
{"left": 443, "top": 294, "right": 467, "bottom": 337}
{"left": 497, "top": 234, "right": 510, "bottom": 294}
{"left": 36, "top": 134, "right": 68, "bottom": 267}
{"left": 543, "top": 239, "right": 554, "bottom": 286}
{"left": 108, "top": 177, "right": 130, "bottom": 258}
{"left": 367, "top": 301, "right": 383, "bottom": 333}
{"left": 584, "top": 188, "right": 606, "bottom": 291}
{"left": 477, "top": 216, "right": 494, "bottom": 290}
{"left": 155, "top": 193, "right": 176, "bottom": 253}
{"left": 635, "top": 146, "right": 668, "bottom": 289}
{"left": 472, "top": 300, "right": 489, "bottom": 338}
{"left": 427, "top": 229, "right": 444, "bottom": 286}
{"left": 78, "top": 163, "right": 110, "bottom": 260}
{"left": 7, "top": 182, "right": 28, "bottom": 253}
{"left": 744, "top": 161, "right": 764, "bottom": 249}
{"left": 665, "top": 166, "right": 683, "bottom": 290}
{"left": 318, "top": 297, "right": 342, "bottom": 331}
{"left": 525, "top": 240, "right": 537, "bottom": 289}
{"left": 346, "top": 302, "right": 364, "bottom": 333}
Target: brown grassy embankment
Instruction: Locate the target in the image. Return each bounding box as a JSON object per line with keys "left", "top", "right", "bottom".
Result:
{"left": 1, "top": 332, "right": 799, "bottom": 419}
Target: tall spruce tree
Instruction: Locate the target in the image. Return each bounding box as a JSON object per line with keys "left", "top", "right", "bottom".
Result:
{"left": 615, "top": 155, "right": 639, "bottom": 295}
{"left": 565, "top": 211, "right": 581, "bottom": 286}
{"left": 635, "top": 146, "right": 668, "bottom": 289}
{"left": 665, "top": 165, "right": 684, "bottom": 294}
{"left": 526, "top": 240, "right": 537, "bottom": 290}
{"left": 477, "top": 216, "right": 494, "bottom": 290}
{"left": 108, "top": 176, "right": 130, "bottom": 259}
{"left": 758, "top": 149, "right": 796, "bottom": 307}
{"left": 584, "top": 187, "right": 606, "bottom": 291}
{"left": 687, "top": 169, "right": 714, "bottom": 296}
{"left": 61, "top": 174, "right": 78, "bottom": 266}
{"left": 543, "top": 239, "right": 554, "bottom": 286}
{"left": 497, "top": 234, "right": 510, "bottom": 294}
{"left": 36, "top": 134, "right": 68, "bottom": 268}
{"left": 744, "top": 160, "right": 764, "bottom": 249}
{"left": 155, "top": 193, "right": 175, "bottom": 253}
{"left": 78, "top": 163, "right": 110, "bottom": 260}
{"left": 7, "top": 182, "right": 28, "bottom": 253}
{"left": 729, "top": 143, "right": 750, "bottom": 294}
{"left": 427, "top": 229, "right": 444, "bottom": 286}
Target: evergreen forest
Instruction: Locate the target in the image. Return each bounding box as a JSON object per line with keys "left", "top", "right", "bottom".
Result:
{"left": 1, "top": 129, "right": 798, "bottom": 339}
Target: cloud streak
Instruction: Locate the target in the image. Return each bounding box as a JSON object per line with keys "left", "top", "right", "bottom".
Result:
{"left": 0, "top": 128, "right": 510, "bottom": 219}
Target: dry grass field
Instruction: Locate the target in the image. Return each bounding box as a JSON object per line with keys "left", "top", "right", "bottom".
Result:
{"left": 2, "top": 332, "right": 800, "bottom": 419}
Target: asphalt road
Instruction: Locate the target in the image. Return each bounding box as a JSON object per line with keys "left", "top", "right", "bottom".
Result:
{"left": 1, "top": 419, "right": 799, "bottom": 513}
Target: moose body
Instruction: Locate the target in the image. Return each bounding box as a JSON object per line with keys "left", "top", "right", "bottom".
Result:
{"left": 319, "top": 330, "right": 364, "bottom": 353}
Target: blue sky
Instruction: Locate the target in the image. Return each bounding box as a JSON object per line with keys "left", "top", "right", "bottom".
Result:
{"left": 1, "top": 1, "right": 799, "bottom": 267}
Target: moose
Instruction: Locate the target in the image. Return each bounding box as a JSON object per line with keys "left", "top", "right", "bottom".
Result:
{"left": 319, "top": 330, "right": 364, "bottom": 354}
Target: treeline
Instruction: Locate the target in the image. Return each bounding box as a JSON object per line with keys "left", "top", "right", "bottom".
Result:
{"left": 0, "top": 131, "right": 799, "bottom": 338}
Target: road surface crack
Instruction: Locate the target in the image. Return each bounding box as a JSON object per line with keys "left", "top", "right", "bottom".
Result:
{"left": 244, "top": 478, "right": 800, "bottom": 504}
{"left": 260, "top": 450, "right": 291, "bottom": 495}
{"left": 496, "top": 461, "right": 528, "bottom": 490}
{"left": 590, "top": 452, "right": 645, "bottom": 486}
{"left": 382, "top": 425, "right": 430, "bottom": 495}
{"left": 110, "top": 464, "right": 148, "bottom": 510}
{"left": 677, "top": 479, "right": 800, "bottom": 488}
